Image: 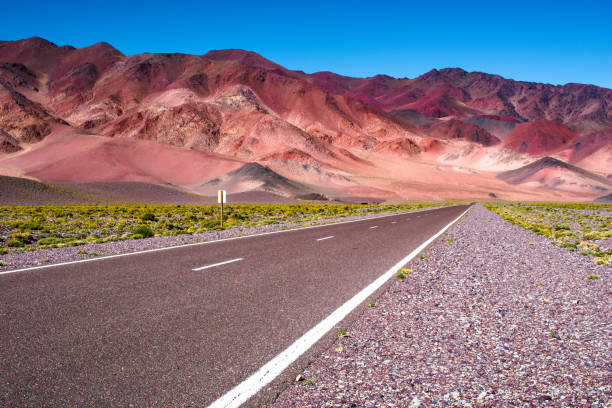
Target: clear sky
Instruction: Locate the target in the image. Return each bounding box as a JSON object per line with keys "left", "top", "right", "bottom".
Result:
{"left": 3, "top": 0, "right": 612, "bottom": 88}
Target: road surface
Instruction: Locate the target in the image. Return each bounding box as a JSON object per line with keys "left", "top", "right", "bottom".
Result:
{"left": 0, "top": 205, "right": 470, "bottom": 407}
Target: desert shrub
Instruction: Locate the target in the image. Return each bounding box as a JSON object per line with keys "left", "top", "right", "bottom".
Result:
{"left": 201, "top": 219, "right": 221, "bottom": 230}
{"left": 9, "top": 232, "right": 33, "bottom": 243}
{"left": 6, "top": 239, "right": 24, "bottom": 247}
{"left": 229, "top": 212, "right": 248, "bottom": 221}
{"left": 133, "top": 225, "right": 154, "bottom": 238}
{"left": 17, "top": 220, "right": 44, "bottom": 231}
{"left": 141, "top": 212, "right": 156, "bottom": 222}
{"left": 37, "top": 237, "right": 72, "bottom": 246}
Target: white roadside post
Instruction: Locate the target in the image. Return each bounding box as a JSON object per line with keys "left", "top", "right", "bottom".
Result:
{"left": 218, "top": 190, "right": 227, "bottom": 228}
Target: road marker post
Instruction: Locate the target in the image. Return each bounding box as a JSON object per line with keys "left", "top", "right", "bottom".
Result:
{"left": 218, "top": 190, "right": 227, "bottom": 228}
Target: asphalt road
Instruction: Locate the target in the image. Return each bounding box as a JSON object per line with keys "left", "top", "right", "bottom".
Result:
{"left": 0, "top": 205, "right": 470, "bottom": 407}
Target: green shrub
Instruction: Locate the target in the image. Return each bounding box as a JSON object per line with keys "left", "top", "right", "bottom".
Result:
{"left": 37, "top": 237, "right": 70, "bottom": 246}
{"left": 201, "top": 219, "right": 221, "bottom": 230}
{"left": 20, "top": 221, "right": 43, "bottom": 231}
{"left": 133, "top": 225, "right": 154, "bottom": 238}
{"left": 6, "top": 239, "right": 24, "bottom": 248}
{"left": 141, "top": 212, "right": 156, "bottom": 222}
{"left": 229, "top": 213, "right": 249, "bottom": 221}
{"left": 9, "top": 232, "right": 33, "bottom": 243}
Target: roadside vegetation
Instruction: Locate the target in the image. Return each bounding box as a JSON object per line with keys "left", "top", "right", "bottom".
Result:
{"left": 0, "top": 202, "right": 457, "bottom": 254}
{"left": 485, "top": 202, "right": 612, "bottom": 267}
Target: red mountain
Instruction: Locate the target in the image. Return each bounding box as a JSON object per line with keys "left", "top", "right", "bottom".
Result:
{"left": 424, "top": 119, "right": 501, "bottom": 146}
{"left": 0, "top": 37, "right": 610, "bottom": 201}
{"left": 504, "top": 120, "right": 579, "bottom": 155}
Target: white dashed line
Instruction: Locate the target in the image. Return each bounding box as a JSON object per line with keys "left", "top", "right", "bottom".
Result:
{"left": 369, "top": 226, "right": 378, "bottom": 229}
{"left": 192, "top": 258, "right": 243, "bottom": 271}
{"left": 316, "top": 236, "right": 334, "bottom": 241}
{"left": 391, "top": 221, "right": 397, "bottom": 224}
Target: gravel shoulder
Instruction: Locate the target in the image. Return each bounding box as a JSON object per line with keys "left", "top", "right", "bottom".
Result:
{"left": 0, "top": 208, "right": 439, "bottom": 272}
{"left": 273, "top": 204, "right": 611, "bottom": 407}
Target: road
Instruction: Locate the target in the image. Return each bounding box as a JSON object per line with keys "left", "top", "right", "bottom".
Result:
{"left": 0, "top": 204, "right": 470, "bottom": 407}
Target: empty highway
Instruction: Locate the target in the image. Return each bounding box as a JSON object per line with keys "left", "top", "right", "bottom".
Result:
{"left": 0, "top": 205, "right": 470, "bottom": 407}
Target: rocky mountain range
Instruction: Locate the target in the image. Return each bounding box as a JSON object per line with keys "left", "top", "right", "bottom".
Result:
{"left": 0, "top": 37, "right": 610, "bottom": 202}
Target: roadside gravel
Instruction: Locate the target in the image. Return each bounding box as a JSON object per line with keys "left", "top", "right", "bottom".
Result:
{"left": 0, "top": 208, "right": 437, "bottom": 272}
{"left": 273, "top": 204, "right": 611, "bottom": 407}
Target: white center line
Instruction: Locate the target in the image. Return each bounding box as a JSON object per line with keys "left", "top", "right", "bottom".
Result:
{"left": 192, "top": 258, "right": 243, "bottom": 271}
{"left": 369, "top": 226, "right": 378, "bottom": 229}
{"left": 391, "top": 221, "right": 397, "bottom": 224}
{"left": 316, "top": 236, "right": 334, "bottom": 241}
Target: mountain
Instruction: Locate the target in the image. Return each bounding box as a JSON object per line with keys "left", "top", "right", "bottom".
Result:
{"left": 497, "top": 157, "right": 612, "bottom": 194}
{"left": 0, "top": 37, "right": 610, "bottom": 202}
{"left": 595, "top": 193, "right": 612, "bottom": 203}
{"left": 198, "top": 162, "right": 319, "bottom": 198}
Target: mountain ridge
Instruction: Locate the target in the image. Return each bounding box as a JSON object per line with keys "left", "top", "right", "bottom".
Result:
{"left": 0, "top": 37, "right": 610, "bottom": 202}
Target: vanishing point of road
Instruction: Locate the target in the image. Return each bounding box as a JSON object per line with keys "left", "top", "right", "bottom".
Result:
{"left": 0, "top": 204, "right": 470, "bottom": 407}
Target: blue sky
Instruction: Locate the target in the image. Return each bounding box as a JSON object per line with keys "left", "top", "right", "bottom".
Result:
{"left": 4, "top": 0, "right": 612, "bottom": 87}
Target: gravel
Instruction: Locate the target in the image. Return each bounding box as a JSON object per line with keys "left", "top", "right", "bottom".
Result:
{"left": 273, "top": 204, "right": 612, "bottom": 407}
{"left": 0, "top": 208, "right": 437, "bottom": 272}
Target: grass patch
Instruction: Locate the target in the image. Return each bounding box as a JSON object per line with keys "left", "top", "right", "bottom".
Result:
{"left": 337, "top": 329, "right": 349, "bottom": 337}
{"left": 484, "top": 202, "right": 612, "bottom": 267}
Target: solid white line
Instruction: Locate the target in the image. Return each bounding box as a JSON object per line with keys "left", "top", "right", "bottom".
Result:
{"left": 207, "top": 206, "right": 472, "bottom": 408}
{"left": 316, "top": 236, "right": 334, "bottom": 242}
{"left": 192, "top": 258, "right": 243, "bottom": 271}
{"left": 369, "top": 226, "right": 378, "bottom": 229}
{"left": 0, "top": 206, "right": 453, "bottom": 277}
